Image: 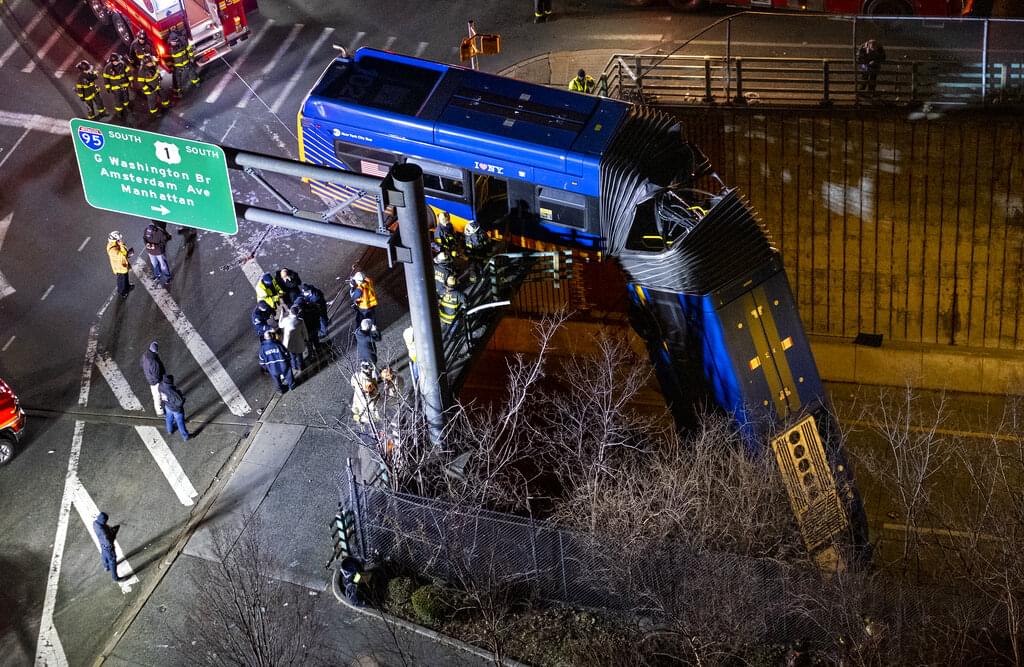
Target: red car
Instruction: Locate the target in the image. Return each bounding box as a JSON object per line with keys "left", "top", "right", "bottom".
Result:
{"left": 0, "top": 378, "right": 25, "bottom": 465}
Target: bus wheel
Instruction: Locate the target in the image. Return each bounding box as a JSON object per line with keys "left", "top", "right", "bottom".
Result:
{"left": 864, "top": 0, "right": 913, "bottom": 13}
{"left": 112, "top": 13, "right": 132, "bottom": 44}
{"left": 668, "top": 0, "right": 710, "bottom": 10}
{"left": 88, "top": 0, "right": 110, "bottom": 24}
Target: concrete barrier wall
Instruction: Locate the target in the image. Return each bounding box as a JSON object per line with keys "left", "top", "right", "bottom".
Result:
{"left": 675, "top": 108, "right": 1024, "bottom": 352}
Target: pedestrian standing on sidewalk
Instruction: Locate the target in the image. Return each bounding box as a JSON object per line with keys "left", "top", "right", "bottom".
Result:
{"left": 106, "top": 231, "right": 134, "bottom": 299}
{"left": 349, "top": 271, "right": 379, "bottom": 329}
{"left": 143, "top": 219, "right": 172, "bottom": 285}
{"left": 353, "top": 318, "right": 381, "bottom": 365}
{"left": 94, "top": 512, "right": 120, "bottom": 582}
{"left": 257, "top": 271, "right": 286, "bottom": 314}
{"left": 280, "top": 304, "right": 308, "bottom": 373}
{"left": 259, "top": 330, "right": 294, "bottom": 393}
{"left": 159, "top": 374, "right": 190, "bottom": 441}
{"left": 351, "top": 361, "right": 381, "bottom": 432}
{"left": 251, "top": 300, "right": 277, "bottom": 339}
{"left": 299, "top": 282, "right": 330, "bottom": 340}
{"left": 140, "top": 341, "right": 166, "bottom": 416}
{"left": 856, "top": 39, "right": 886, "bottom": 96}
{"left": 278, "top": 267, "right": 302, "bottom": 307}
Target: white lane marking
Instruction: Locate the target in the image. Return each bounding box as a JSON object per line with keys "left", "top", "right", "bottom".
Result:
{"left": 22, "top": 1, "right": 84, "bottom": 73}
{"left": 382, "top": 36, "right": 397, "bottom": 51}
{"left": 0, "top": 127, "right": 30, "bottom": 172}
{"left": 70, "top": 479, "right": 139, "bottom": 593}
{"left": 36, "top": 294, "right": 113, "bottom": 666}
{"left": 55, "top": 13, "right": 108, "bottom": 79}
{"left": 34, "top": 421, "right": 82, "bottom": 667}
{"left": 347, "top": 30, "right": 365, "bottom": 53}
{"left": 237, "top": 23, "right": 303, "bottom": 109}
{"left": 586, "top": 33, "right": 663, "bottom": 40}
{"left": 0, "top": 211, "right": 16, "bottom": 300}
{"left": 271, "top": 26, "right": 335, "bottom": 114}
{"left": 414, "top": 41, "right": 428, "bottom": 57}
{"left": 131, "top": 257, "right": 251, "bottom": 416}
{"left": 205, "top": 19, "right": 274, "bottom": 104}
{"left": 94, "top": 352, "right": 144, "bottom": 410}
{"left": 77, "top": 236, "right": 91, "bottom": 252}
{"left": 219, "top": 118, "right": 237, "bottom": 143}
{"left": 2, "top": 336, "right": 14, "bottom": 352}
{"left": 135, "top": 426, "right": 199, "bottom": 506}
{"left": 0, "top": 5, "right": 48, "bottom": 68}
{"left": 225, "top": 236, "right": 265, "bottom": 288}
{"left": 40, "top": 284, "right": 54, "bottom": 301}
{"left": 0, "top": 110, "right": 69, "bottom": 135}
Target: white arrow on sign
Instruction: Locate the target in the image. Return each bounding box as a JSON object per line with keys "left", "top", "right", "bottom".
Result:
{"left": 0, "top": 211, "right": 14, "bottom": 300}
{"left": 150, "top": 205, "right": 170, "bottom": 216}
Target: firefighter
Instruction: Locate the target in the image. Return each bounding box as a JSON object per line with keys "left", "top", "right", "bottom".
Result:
{"left": 349, "top": 271, "right": 378, "bottom": 328}
{"left": 129, "top": 30, "right": 154, "bottom": 70}
{"left": 433, "top": 252, "right": 455, "bottom": 294}
{"left": 168, "top": 29, "right": 199, "bottom": 97}
{"left": 533, "top": 0, "right": 553, "bottom": 23}
{"left": 102, "top": 53, "right": 132, "bottom": 121}
{"left": 438, "top": 274, "right": 467, "bottom": 336}
{"left": 568, "top": 69, "right": 595, "bottom": 94}
{"left": 463, "top": 220, "right": 489, "bottom": 284}
{"left": 433, "top": 210, "right": 458, "bottom": 260}
{"left": 74, "top": 61, "right": 106, "bottom": 120}
{"left": 135, "top": 55, "right": 168, "bottom": 116}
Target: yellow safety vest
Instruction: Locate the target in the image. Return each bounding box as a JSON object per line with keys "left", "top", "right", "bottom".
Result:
{"left": 355, "top": 280, "right": 378, "bottom": 310}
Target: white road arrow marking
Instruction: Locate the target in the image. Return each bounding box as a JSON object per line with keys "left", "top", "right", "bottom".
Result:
{"left": 0, "top": 212, "right": 15, "bottom": 300}
{"left": 132, "top": 257, "right": 252, "bottom": 416}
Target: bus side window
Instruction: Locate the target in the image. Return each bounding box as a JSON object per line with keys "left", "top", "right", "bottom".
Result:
{"left": 536, "top": 187, "right": 587, "bottom": 230}
{"left": 406, "top": 157, "right": 468, "bottom": 201}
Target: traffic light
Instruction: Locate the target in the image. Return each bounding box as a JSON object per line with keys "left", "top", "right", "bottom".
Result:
{"left": 478, "top": 34, "right": 500, "bottom": 56}
{"left": 459, "top": 34, "right": 501, "bottom": 62}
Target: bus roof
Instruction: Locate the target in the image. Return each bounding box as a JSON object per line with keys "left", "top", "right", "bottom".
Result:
{"left": 301, "top": 48, "right": 630, "bottom": 195}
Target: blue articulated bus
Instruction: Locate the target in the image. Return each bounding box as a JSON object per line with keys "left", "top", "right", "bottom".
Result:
{"left": 299, "top": 48, "right": 869, "bottom": 561}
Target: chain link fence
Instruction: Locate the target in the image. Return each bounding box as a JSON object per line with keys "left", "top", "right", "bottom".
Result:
{"left": 348, "top": 479, "right": 848, "bottom": 646}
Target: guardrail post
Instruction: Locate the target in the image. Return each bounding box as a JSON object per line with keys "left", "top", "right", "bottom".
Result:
{"left": 911, "top": 62, "right": 918, "bottom": 103}
{"left": 635, "top": 55, "right": 644, "bottom": 103}
{"left": 703, "top": 57, "right": 714, "bottom": 104}
{"left": 733, "top": 58, "right": 746, "bottom": 105}
{"left": 981, "top": 18, "right": 989, "bottom": 101}
{"left": 821, "top": 60, "right": 832, "bottom": 107}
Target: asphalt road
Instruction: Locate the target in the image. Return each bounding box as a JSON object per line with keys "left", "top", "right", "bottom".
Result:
{"left": 0, "top": 0, "right": 1012, "bottom": 664}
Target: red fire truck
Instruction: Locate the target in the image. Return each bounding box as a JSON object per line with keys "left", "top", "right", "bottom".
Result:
{"left": 85, "top": 0, "right": 249, "bottom": 69}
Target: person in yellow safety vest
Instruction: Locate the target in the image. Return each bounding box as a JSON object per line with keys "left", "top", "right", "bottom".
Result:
{"left": 438, "top": 275, "right": 467, "bottom": 335}
{"left": 432, "top": 211, "right": 458, "bottom": 260}
{"left": 102, "top": 53, "right": 132, "bottom": 122}
{"left": 135, "top": 56, "right": 168, "bottom": 115}
{"left": 349, "top": 271, "right": 379, "bottom": 328}
{"left": 568, "top": 69, "right": 595, "bottom": 94}
{"left": 256, "top": 271, "right": 286, "bottom": 313}
{"left": 168, "top": 29, "right": 199, "bottom": 97}
{"left": 105, "top": 231, "right": 134, "bottom": 298}
{"left": 75, "top": 61, "right": 106, "bottom": 120}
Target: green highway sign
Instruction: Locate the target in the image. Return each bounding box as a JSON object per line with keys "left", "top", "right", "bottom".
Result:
{"left": 70, "top": 118, "right": 237, "bottom": 234}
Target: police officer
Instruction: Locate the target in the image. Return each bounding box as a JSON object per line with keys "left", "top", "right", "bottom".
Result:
{"left": 568, "top": 69, "right": 595, "bottom": 94}
{"left": 102, "top": 53, "right": 132, "bottom": 122}
{"left": 257, "top": 271, "right": 286, "bottom": 313}
{"left": 135, "top": 55, "right": 168, "bottom": 116}
{"left": 433, "top": 211, "right": 458, "bottom": 260}
{"left": 438, "top": 274, "right": 468, "bottom": 336}
{"left": 463, "top": 220, "right": 489, "bottom": 284}
{"left": 251, "top": 301, "right": 277, "bottom": 339}
{"left": 168, "top": 29, "right": 199, "bottom": 97}
{"left": 129, "top": 29, "right": 154, "bottom": 70}
{"left": 349, "top": 271, "right": 378, "bottom": 328}
{"left": 75, "top": 61, "right": 106, "bottom": 120}
{"left": 258, "top": 330, "right": 294, "bottom": 393}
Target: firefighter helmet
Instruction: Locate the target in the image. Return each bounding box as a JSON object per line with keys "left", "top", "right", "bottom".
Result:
{"left": 445, "top": 275, "right": 457, "bottom": 288}
{"left": 136, "top": 29, "right": 147, "bottom": 41}
{"left": 352, "top": 271, "right": 366, "bottom": 284}
{"left": 77, "top": 60, "right": 92, "bottom": 72}
{"left": 108, "top": 230, "right": 123, "bottom": 242}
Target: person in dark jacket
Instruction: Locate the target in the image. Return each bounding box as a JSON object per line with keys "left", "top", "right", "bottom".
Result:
{"left": 143, "top": 220, "right": 173, "bottom": 285}
{"left": 278, "top": 267, "right": 302, "bottom": 306}
{"left": 159, "top": 374, "right": 190, "bottom": 441}
{"left": 856, "top": 39, "right": 886, "bottom": 95}
{"left": 258, "top": 330, "right": 294, "bottom": 393}
{"left": 93, "top": 512, "right": 119, "bottom": 582}
{"left": 140, "top": 340, "right": 166, "bottom": 416}
{"left": 299, "top": 282, "right": 330, "bottom": 339}
{"left": 353, "top": 318, "right": 381, "bottom": 365}
{"left": 251, "top": 301, "right": 277, "bottom": 339}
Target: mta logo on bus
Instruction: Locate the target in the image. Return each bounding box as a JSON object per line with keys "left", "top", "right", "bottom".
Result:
{"left": 474, "top": 161, "right": 504, "bottom": 175}
{"left": 77, "top": 126, "right": 105, "bottom": 151}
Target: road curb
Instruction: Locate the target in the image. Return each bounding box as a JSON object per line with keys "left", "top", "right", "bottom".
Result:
{"left": 331, "top": 580, "right": 531, "bottom": 667}
{"left": 91, "top": 394, "right": 282, "bottom": 666}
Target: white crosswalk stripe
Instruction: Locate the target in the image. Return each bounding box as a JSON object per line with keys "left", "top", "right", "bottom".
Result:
{"left": 270, "top": 26, "right": 334, "bottom": 114}
{"left": 131, "top": 257, "right": 252, "bottom": 416}
{"left": 0, "top": 3, "right": 49, "bottom": 68}
{"left": 22, "top": 1, "right": 84, "bottom": 73}
{"left": 205, "top": 18, "right": 275, "bottom": 104}
{"left": 237, "top": 22, "right": 303, "bottom": 110}
{"left": 71, "top": 478, "right": 140, "bottom": 593}
{"left": 94, "top": 352, "right": 144, "bottom": 410}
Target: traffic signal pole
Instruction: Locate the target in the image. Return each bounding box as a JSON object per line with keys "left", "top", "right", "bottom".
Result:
{"left": 391, "top": 164, "right": 447, "bottom": 444}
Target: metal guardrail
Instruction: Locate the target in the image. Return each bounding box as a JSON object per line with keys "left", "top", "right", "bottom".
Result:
{"left": 603, "top": 53, "right": 1024, "bottom": 107}
{"left": 599, "top": 12, "right": 1024, "bottom": 108}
